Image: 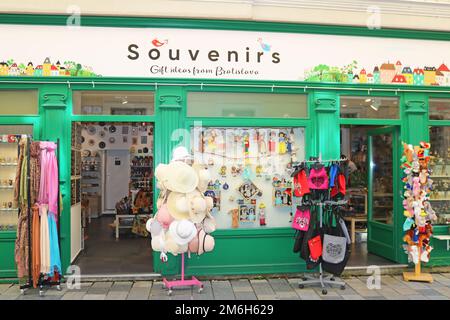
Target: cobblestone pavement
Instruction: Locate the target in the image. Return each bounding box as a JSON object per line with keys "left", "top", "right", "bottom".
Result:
{"left": 1, "top": 274, "right": 449, "bottom": 300}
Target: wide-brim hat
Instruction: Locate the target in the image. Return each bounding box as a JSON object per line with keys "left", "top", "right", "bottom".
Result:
{"left": 192, "top": 163, "right": 211, "bottom": 193}
{"left": 164, "top": 161, "right": 199, "bottom": 194}
{"left": 155, "top": 163, "right": 169, "bottom": 189}
{"left": 155, "top": 203, "right": 174, "bottom": 230}
{"left": 146, "top": 218, "right": 163, "bottom": 237}
{"left": 151, "top": 231, "right": 166, "bottom": 252}
{"left": 171, "top": 146, "right": 193, "bottom": 162}
{"left": 167, "top": 192, "right": 190, "bottom": 220}
{"left": 169, "top": 219, "right": 197, "bottom": 245}
{"left": 198, "top": 229, "right": 215, "bottom": 255}
{"left": 202, "top": 216, "right": 216, "bottom": 234}
{"left": 187, "top": 190, "right": 208, "bottom": 223}
{"left": 165, "top": 232, "right": 188, "bottom": 256}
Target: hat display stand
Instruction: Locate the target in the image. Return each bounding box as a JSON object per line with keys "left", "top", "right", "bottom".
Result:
{"left": 401, "top": 142, "right": 435, "bottom": 283}
{"left": 162, "top": 252, "right": 203, "bottom": 295}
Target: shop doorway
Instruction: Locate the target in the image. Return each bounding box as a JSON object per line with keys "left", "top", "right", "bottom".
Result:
{"left": 70, "top": 121, "right": 154, "bottom": 275}
{"left": 340, "top": 125, "right": 399, "bottom": 266}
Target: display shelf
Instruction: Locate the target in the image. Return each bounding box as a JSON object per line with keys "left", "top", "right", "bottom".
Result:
{"left": 0, "top": 208, "right": 18, "bottom": 212}
{"left": 0, "top": 186, "right": 13, "bottom": 189}
{"left": 0, "top": 163, "right": 18, "bottom": 166}
{"left": 429, "top": 198, "right": 450, "bottom": 201}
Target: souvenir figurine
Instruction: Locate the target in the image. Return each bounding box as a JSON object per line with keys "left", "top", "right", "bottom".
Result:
{"left": 208, "top": 158, "right": 214, "bottom": 166}
{"left": 223, "top": 182, "right": 229, "bottom": 190}
{"left": 278, "top": 132, "right": 287, "bottom": 154}
{"left": 268, "top": 131, "right": 276, "bottom": 153}
{"left": 231, "top": 166, "right": 237, "bottom": 177}
{"left": 257, "top": 131, "right": 267, "bottom": 155}
{"left": 208, "top": 129, "right": 218, "bottom": 153}
{"left": 229, "top": 209, "right": 239, "bottom": 228}
{"left": 219, "top": 165, "right": 227, "bottom": 177}
{"left": 255, "top": 165, "right": 263, "bottom": 177}
{"left": 259, "top": 203, "right": 266, "bottom": 226}
{"left": 274, "top": 190, "right": 283, "bottom": 206}
{"left": 287, "top": 129, "right": 295, "bottom": 153}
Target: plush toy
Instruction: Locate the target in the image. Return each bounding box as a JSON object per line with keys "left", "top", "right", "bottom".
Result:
{"left": 412, "top": 177, "right": 421, "bottom": 197}
{"left": 402, "top": 142, "right": 414, "bottom": 163}
{"left": 423, "top": 201, "right": 437, "bottom": 222}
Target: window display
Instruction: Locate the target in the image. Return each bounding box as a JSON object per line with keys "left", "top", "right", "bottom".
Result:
{"left": 429, "top": 126, "right": 450, "bottom": 225}
{"left": 0, "top": 126, "right": 33, "bottom": 231}
{"left": 191, "top": 126, "right": 305, "bottom": 229}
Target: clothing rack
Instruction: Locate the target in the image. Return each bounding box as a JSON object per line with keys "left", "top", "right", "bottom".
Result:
{"left": 20, "top": 138, "right": 62, "bottom": 296}
{"left": 298, "top": 200, "right": 347, "bottom": 295}
{"left": 162, "top": 253, "right": 203, "bottom": 296}
{"left": 296, "top": 157, "right": 348, "bottom": 295}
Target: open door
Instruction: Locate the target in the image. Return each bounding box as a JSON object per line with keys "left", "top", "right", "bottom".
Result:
{"left": 367, "top": 126, "right": 400, "bottom": 262}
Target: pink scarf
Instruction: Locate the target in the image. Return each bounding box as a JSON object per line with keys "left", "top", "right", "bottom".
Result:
{"left": 38, "top": 142, "right": 58, "bottom": 216}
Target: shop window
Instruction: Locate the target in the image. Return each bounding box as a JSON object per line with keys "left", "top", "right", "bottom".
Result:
{"left": 340, "top": 96, "right": 399, "bottom": 119}
{"left": 72, "top": 91, "right": 155, "bottom": 115}
{"left": 429, "top": 98, "right": 450, "bottom": 121}
{"left": 190, "top": 126, "right": 305, "bottom": 229}
{"left": 429, "top": 126, "right": 450, "bottom": 225}
{"left": 0, "top": 90, "right": 38, "bottom": 115}
{"left": 187, "top": 92, "right": 308, "bottom": 118}
{"left": 0, "top": 125, "right": 33, "bottom": 231}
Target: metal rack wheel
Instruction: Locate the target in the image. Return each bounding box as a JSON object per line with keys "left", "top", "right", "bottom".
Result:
{"left": 20, "top": 289, "right": 25, "bottom": 295}
{"left": 330, "top": 277, "right": 335, "bottom": 281}
{"left": 56, "top": 285, "right": 62, "bottom": 291}
{"left": 322, "top": 289, "right": 328, "bottom": 295}
{"left": 340, "top": 285, "right": 346, "bottom": 290}
{"left": 39, "top": 290, "right": 44, "bottom": 297}
{"left": 168, "top": 289, "right": 173, "bottom": 296}
{"left": 299, "top": 284, "right": 304, "bottom": 289}
{"left": 198, "top": 286, "right": 204, "bottom": 294}
{"left": 302, "top": 277, "right": 307, "bottom": 281}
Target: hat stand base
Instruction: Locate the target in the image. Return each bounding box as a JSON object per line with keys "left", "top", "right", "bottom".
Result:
{"left": 298, "top": 264, "right": 346, "bottom": 295}
{"left": 403, "top": 248, "right": 433, "bottom": 283}
{"left": 162, "top": 253, "right": 204, "bottom": 296}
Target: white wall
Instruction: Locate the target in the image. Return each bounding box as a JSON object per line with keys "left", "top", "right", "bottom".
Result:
{"left": 0, "top": 0, "right": 450, "bottom": 31}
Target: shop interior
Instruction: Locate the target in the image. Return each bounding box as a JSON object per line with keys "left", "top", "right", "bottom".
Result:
{"left": 70, "top": 121, "right": 154, "bottom": 275}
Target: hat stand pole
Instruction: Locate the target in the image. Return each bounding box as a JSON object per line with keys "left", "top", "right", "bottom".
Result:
{"left": 163, "top": 253, "right": 204, "bottom": 296}
{"left": 403, "top": 244, "right": 433, "bottom": 283}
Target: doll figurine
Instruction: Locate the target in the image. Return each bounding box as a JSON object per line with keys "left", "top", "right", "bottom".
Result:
{"left": 229, "top": 209, "right": 239, "bottom": 228}
{"left": 268, "top": 131, "right": 276, "bottom": 153}
{"left": 259, "top": 203, "right": 266, "bottom": 226}
{"left": 219, "top": 165, "right": 227, "bottom": 177}
{"left": 287, "top": 129, "right": 295, "bottom": 153}
{"left": 412, "top": 177, "right": 421, "bottom": 198}
{"left": 278, "top": 132, "right": 287, "bottom": 154}
{"left": 258, "top": 131, "right": 267, "bottom": 155}
{"left": 274, "top": 190, "right": 283, "bottom": 206}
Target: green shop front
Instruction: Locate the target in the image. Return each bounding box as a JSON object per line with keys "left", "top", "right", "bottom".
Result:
{"left": 0, "top": 15, "right": 449, "bottom": 279}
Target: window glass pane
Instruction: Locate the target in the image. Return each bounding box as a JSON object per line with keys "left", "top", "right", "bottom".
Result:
{"left": 0, "top": 125, "right": 33, "bottom": 231}
{"left": 190, "top": 126, "right": 305, "bottom": 229}
{"left": 340, "top": 96, "right": 399, "bottom": 119}
{"left": 0, "top": 91, "right": 38, "bottom": 115}
{"left": 73, "top": 91, "right": 154, "bottom": 115}
{"left": 429, "top": 98, "right": 450, "bottom": 121}
{"left": 187, "top": 92, "right": 308, "bottom": 118}
{"left": 429, "top": 126, "right": 450, "bottom": 225}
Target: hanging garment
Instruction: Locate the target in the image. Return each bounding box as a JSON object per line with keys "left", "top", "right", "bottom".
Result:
{"left": 329, "top": 164, "right": 339, "bottom": 188}
{"left": 47, "top": 212, "right": 61, "bottom": 276}
{"left": 331, "top": 173, "right": 347, "bottom": 198}
{"left": 13, "top": 139, "right": 26, "bottom": 208}
{"left": 14, "top": 204, "right": 29, "bottom": 279}
{"left": 293, "top": 169, "right": 310, "bottom": 197}
{"left": 40, "top": 205, "right": 50, "bottom": 275}
{"left": 307, "top": 167, "right": 329, "bottom": 190}
{"left": 29, "top": 142, "right": 41, "bottom": 205}
{"left": 31, "top": 204, "right": 41, "bottom": 288}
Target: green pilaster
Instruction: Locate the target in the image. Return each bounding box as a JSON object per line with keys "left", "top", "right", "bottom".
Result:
{"left": 311, "top": 92, "right": 340, "bottom": 160}
{"left": 39, "top": 85, "right": 71, "bottom": 275}
{"left": 153, "top": 86, "right": 186, "bottom": 275}
{"left": 401, "top": 93, "right": 428, "bottom": 144}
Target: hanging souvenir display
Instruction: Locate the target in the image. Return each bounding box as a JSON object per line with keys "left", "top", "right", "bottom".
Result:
{"left": 229, "top": 209, "right": 239, "bottom": 228}
{"left": 238, "top": 199, "right": 257, "bottom": 223}
{"left": 219, "top": 165, "right": 227, "bottom": 177}
{"left": 205, "top": 181, "right": 221, "bottom": 211}
{"left": 272, "top": 175, "right": 293, "bottom": 207}
{"left": 237, "top": 180, "right": 262, "bottom": 200}
{"left": 259, "top": 203, "right": 267, "bottom": 226}
{"left": 401, "top": 142, "right": 436, "bottom": 283}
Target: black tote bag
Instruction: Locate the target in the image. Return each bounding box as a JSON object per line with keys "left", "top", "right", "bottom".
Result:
{"left": 300, "top": 206, "right": 322, "bottom": 270}
{"left": 321, "top": 208, "right": 351, "bottom": 276}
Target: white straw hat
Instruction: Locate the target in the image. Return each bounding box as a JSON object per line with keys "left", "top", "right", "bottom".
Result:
{"left": 167, "top": 192, "right": 190, "bottom": 220}
{"left": 169, "top": 219, "right": 197, "bottom": 246}
{"left": 171, "top": 146, "right": 192, "bottom": 162}
{"left": 164, "top": 161, "right": 199, "bottom": 194}
{"left": 188, "top": 190, "right": 208, "bottom": 223}
{"left": 192, "top": 163, "right": 211, "bottom": 193}
{"left": 165, "top": 232, "right": 188, "bottom": 256}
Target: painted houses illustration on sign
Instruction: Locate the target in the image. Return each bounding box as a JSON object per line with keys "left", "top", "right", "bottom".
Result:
{"left": 0, "top": 57, "right": 98, "bottom": 77}
{"left": 304, "top": 60, "right": 449, "bottom": 86}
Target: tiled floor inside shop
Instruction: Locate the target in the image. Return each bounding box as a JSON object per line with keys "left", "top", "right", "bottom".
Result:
{"left": 74, "top": 216, "right": 153, "bottom": 275}
{"left": 2, "top": 274, "right": 450, "bottom": 300}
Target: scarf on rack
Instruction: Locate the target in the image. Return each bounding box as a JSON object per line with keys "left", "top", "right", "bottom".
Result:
{"left": 15, "top": 204, "right": 29, "bottom": 279}
{"left": 29, "top": 141, "right": 41, "bottom": 205}
{"left": 38, "top": 142, "right": 59, "bottom": 216}
{"left": 39, "top": 205, "right": 50, "bottom": 275}
{"left": 13, "top": 138, "right": 26, "bottom": 208}
{"left": 31, "top": 204, "right": 40, "bottom": 288}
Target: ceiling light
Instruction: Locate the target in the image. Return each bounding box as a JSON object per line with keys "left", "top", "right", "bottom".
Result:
{"left": 342, "top": 104, "right": 347, "bottom": 108}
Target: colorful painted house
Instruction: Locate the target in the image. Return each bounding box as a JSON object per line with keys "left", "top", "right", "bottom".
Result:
{"left": 8, "top": 63, "right": 19, "bottom": 76}
{"left": 380, "top": 63, "right": 396, "bottom": 84}
{"left": 367, "top": 73, "right": 374, "bottom": 84}
{"left": 373, "top": 66, "right": 380, "bottom": 84}
{"left": 34, "top": 65, "right": 43, "bottom": 76}
{"left": 435, "top": 70, "right": 444, "bottom": 86}
{"left": 392, "top": 74, "right": 407, "bottom": 85}
{"left": 59, "top": 66, "right": 67, "bottom": 76}
{"left": 42, "top": 57, "right": 51, "bottom": 76}
{"left": 347, "top": 70, "right": 354, "bottom": 83}
{"left": 51, "top": 64, "right": 59, "bottom": 76}
{"left": 395, "top": 60, "right": 403, "bottom": 74}
{"left": 437, "top": 63, "right": 450, "bottom": 86}
{"left": 0, "top": 62, "right": 8, "bottom": 76}
{"left": 401, "top": 66, "right": 413, "bottom": 84}
{"left": 424, "top": 66, "right": 436, "bottom": 85}
{"left": 25, "top": 62, "right": 34, "bottom": 76}
{"left": 413, "top": 68, "right": 424, "bottom": 85}
{"left": 352, "top": 74, "right": 360, "bottom": 83}
{"left": 359, "top": 69, "right": 367, "bottom": 83}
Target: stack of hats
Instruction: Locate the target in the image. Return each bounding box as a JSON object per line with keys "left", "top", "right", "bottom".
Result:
{"left": 401, "top": 142, "right": 437, "bottom": 264}
{"left": 146, "top": 146, "right": 217, "bottom": 261}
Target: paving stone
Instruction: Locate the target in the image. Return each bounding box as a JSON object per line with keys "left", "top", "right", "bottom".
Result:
{"left": 427, "top": 296, "right": 449, "bottom": 300}
{"left": 342, "top": 294, "right": 364, "bottom": 300}
{"left": 0, "top": 284, "right": 12, "bottom": 294}
{"left": 132, "top": 281, "right": 152, "bottom": 288}
{"left": 106, "top": 291, "right": 129, "bottom": 300}
{"left": 91, "top": 281, "right": 113, "bottom": 289}
{"left": 433, "top": 274, "right": 450, "bottom": 286}
{"left": 110, "top": 281, "right": 133, "bottom": 292}
{"left": 82, "top": 293, "right": 107, "bottom": 300}
{"left": 250, "top": 279, "right": 276, "bottom": 298}
{"left": 127, "top": 287, "right": 151, "bottom": 300}
{"left": 321, "top": 295, "right": 344, "bottom": 300}
{"left": 149, "top": 281, "right": 170, "bottom": 300}
{"left": 365, "top": 296, "right": 386, "bottom": 300}
{"left": 230, "top": 279, "right": 253, "bottom": 292}
{"left": 407, "top": 295, "right": 428, "bottom": 300}
{"left": 192, "top": 281, "right": 213, "bottom": 300}
{"left": 234, "top": 291, "right": 257, "bottom": 300}
{"left": 61, "top": 292, "right": 86, "bottom": 300}
{"left": 211, "top": 280, "right": 235, "bottom": 300}
{"left": 433, "top": 287, "right": 450, "bottom": 298}
{"left": 257, "top": 294, "right": 279, "bottom": 300}
{"left": 417, "top": 288, "right": 443, "bottom": 296}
